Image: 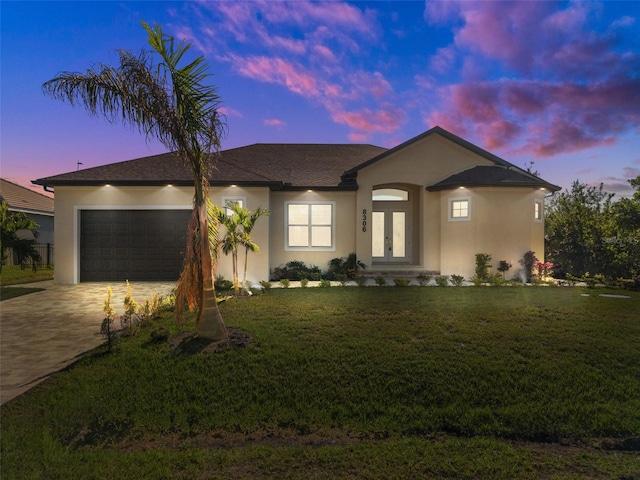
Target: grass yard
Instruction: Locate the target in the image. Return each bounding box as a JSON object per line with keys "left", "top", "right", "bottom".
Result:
{"left": 1, "top": 287, "right": 639, "bottom": 479}
{"left": 0, "top": 286, "right": 46, "bottom": 300}
{"left": 0, "top": 265, "right": 54, "bottom": 286}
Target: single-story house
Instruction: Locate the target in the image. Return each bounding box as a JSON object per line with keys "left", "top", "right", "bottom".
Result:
{"left": 33, "top": 126, "right": 560, "bottom": 284}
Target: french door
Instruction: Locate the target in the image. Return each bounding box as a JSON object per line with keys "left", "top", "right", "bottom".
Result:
{"left": 371, "top": 208, "right": 411, "bottom": 264}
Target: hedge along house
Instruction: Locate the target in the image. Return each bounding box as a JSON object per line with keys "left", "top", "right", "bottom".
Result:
{"left": 33, "top": 126, "right": 560, "bottom": 284}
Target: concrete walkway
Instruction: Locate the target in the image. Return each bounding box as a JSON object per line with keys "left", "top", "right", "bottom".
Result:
{"left": 0, "top": 281, "right": 175, "bottom": 405}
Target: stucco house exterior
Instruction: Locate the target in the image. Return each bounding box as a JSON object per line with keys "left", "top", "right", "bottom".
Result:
{"left": 33, "top": 126, "right": 560, "bottom": 284}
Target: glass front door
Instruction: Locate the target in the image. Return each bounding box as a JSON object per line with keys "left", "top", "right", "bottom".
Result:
{"left": 372, "top": 208, "right": 410, "bottom": 263}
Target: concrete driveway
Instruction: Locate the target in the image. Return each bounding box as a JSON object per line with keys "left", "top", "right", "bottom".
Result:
{"left": 0, "top": 281, "right": 175, "bottom": 405}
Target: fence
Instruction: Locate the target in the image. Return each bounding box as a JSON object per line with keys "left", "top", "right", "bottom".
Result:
{"left": 3, "top": 243, "right": 54, "bottom": 268}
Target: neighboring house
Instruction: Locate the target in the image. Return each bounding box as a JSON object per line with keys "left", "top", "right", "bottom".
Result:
{"left": 33, "top": 126, "right": 560, "bottom": 284}
{"left": 1, "top": 179, "right": 55, "bottom": 266}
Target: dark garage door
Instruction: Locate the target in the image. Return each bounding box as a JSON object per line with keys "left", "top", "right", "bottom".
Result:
{"left": 80, "top": 210, "right": 191, "bottom": 282}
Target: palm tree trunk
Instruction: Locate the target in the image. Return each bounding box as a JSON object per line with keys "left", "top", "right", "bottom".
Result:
{"left": 232, "top": 250, "right": 239, "bottom": 296}
{"left": 197, "top": 197, "right": 227, "bottom": 340}
{"left": 242, "top": 247, "right": 249, "bottom": 294}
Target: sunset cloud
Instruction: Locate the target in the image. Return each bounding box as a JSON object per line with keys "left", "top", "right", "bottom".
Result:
{"left": 264, "top": 118, "right": 286, "bottom": 128}
{"left": 422, "top": 1, "right": 640, "bottom": 158}
{"left": 331, "top": 104, "right": 406, "bottom": 136}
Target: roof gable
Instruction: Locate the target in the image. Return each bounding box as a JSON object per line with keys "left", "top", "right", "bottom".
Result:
{"left": 344, "top": 126, "right": 511, "bottom": 176}
{"left": 0, "top": 178, "right": 54, "bottom": 214}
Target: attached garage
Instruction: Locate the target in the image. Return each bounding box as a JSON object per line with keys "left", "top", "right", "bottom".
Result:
{"left": 80, "top": 209, "right": 191, "bottom": 282}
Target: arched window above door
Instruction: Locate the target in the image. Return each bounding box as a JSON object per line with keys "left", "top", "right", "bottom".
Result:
{"left": 372, "top": 188, "right": 409, "bottom": 201}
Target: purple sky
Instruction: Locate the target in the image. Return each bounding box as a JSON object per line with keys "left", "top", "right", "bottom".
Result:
{"left": 2, "top": 1, "right": 639, "bottom": 198}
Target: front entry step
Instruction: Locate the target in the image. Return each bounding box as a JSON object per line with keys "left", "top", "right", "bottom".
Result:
{"left": 363, "top": 269, "right": 440, "bottom": 278}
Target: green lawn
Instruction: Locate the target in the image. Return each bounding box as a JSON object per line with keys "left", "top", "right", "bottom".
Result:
{"left": 0, "top": 265, "right": 54, "bottom": 286}
{"left": 2, "top": 287, "right": 639, "bottom": 479}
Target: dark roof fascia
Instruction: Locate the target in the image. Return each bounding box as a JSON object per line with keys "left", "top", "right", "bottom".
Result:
{"left": 343, "top": 126, "right": 513, "bottom": 177}
{"left": 32, "top": 179, "right": 195, "bottom": 187}
{"left": 279, "top": 185, "right": 358, "bottom": 192}
{"left": 32, "top": 179, "right": 285, "bottom": 188}
{"left": 426, "top": 181, "right": 559, "bottom": 192}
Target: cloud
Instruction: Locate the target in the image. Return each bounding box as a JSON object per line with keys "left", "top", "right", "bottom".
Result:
{"left": 331, "top": 104, "right": 406, "bottom": 135}
{"left": 175, "top": 1, "right": 392, "bottom": 142}
{"left": 219, "top": 106, "right": 242, "bottom": 118}
{"left": 231, "top": 56, "right": 324, "bottom": 98}
{"left": 421, "top": 1, "right": 640, "bottom": 157}
{"left": 264, "top": 118, "right": 285, "bottom": 128}
{"left": 426, "top": 76, "right": 640, "bottom": 157}
{"left": 424, "top": 1, "right": 638, "bottom": 80}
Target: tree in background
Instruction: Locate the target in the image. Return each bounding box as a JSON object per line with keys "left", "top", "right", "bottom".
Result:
{"left": 545, "top": 178, "right": 640, "bottom": 279}
{"left": 0, "top": 201, "right": 42, "bottom": 272}
{"left": 43, "top": 23, "right": 227, "bottom": 339}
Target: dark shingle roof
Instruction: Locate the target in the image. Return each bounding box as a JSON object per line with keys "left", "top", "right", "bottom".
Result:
{"left": 33, "top": 144, "right": 388, "bottom": 190}
{"left": 32, "top": 127, "right": 561, "bottom": 192}
{"left": 0, "top": 178, "right": 54, "bottom": 214}
{"left": 427, "top": 165, "right": 560, "bottom": 191}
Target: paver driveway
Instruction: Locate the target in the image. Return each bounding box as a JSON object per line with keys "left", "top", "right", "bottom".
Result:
{"left": 0, "top": 281, "right": 175, "bottom": 405}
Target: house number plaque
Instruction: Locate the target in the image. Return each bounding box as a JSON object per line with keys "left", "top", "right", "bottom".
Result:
{"left": 362, "top": 209, "right": 367, "bottom": 232}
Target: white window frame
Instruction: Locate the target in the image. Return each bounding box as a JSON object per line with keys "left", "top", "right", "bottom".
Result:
{"left": 285, "top": 201, "right": 336, "bottom": 251}
{"left": 448, "top": 197, "right": 471, "bottom": 222}
{"left": 534, "top": 199, "right": 543, "bottom": 222}
{"left": 221, "top": 196, "right": 247, "bottom": 216}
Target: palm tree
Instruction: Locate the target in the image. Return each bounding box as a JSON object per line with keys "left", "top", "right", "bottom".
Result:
{"left": 42, "top": 22, "right": 227, "bottom": 340}
{"left": 214, "top": 202, "right": 259, "bottom": 296}
{"left": 240, "top": 207, "right": 269, "bottom": 291}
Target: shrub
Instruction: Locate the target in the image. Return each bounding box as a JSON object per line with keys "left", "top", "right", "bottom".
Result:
{"left": 416, "top": 274, "right": 431, "bottom": 286}
{"left": 279, "top": 278, "right": 290, "bottom": 288}
{"left": 374, "top": 276, "right": 386, "bottom": 286}
{"left": 327, "top": 253, "right": 365, "bottom": 280}
{"left": 565, "top": 273, "right": 581, "bottom": 286}
{"left": 319, "top": 279, "right": 331, "bottom": 288}
{"left": 519, "top": 251, "right": 538, "bottom": 283}
{"left": 100, "top": 286, "right": 119, "bottom": 352}
{"left": 149, "top": 327, "right": 170, "bottom": 344}
{"left": 393, "top": 278, "right": 410, "bottom": 287}
{"left": 355, "top": 275, "right": 367, "bottom": 287}
{"left": 300, "top": 278, "right": 309, "bottom": 288}
{"left": 497, "top": 260, "right": 512, "bottom": 279}
{"left": 536, "top": 261, "right": 554, "bottom": 278}
{"left": 259, "top": 280, "right": 272, "bottom": 293}
{"left": 475, "top": 253, "right": 492, "bottom": 282}
{"left": 214, "top": 275, "right": 234, "bottom": 291}
{"left": 271, "top": 260, "right": 322, "bottom": 281}
{"left": 120, "top": 280, "right": 140, "bottom": 336}
{"left": 435, "top": 276, "right": 448, "bottom": 287}
{"left": 450, "top": 274, "right": 464, "bottom": 286}
{"left": 618, "top": 276, "right": 640, "bottom": 291}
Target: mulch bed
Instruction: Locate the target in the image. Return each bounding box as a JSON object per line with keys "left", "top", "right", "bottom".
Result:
{"left": 169, "top": 327, "right": 252, "bottom": 355}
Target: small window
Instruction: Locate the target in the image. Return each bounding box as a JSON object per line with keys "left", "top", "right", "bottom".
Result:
{"left": 285, "top": 202, "right": 335, "bottom": 250}
{"left": 448, "top": 197, "right": 471, "bottom": 221}
{"left": 534, "top": 199, "right": 543, "bottom": 221}
{"left": 372, "top": 188, "right": 409, "bottom": 201}
{"left": 221, "top": 196, "right": 246, "bottom": 216}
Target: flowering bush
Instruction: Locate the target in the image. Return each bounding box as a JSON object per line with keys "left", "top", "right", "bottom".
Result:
{"left": 536, "top": 261, "right": 554, "bottom": 278}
